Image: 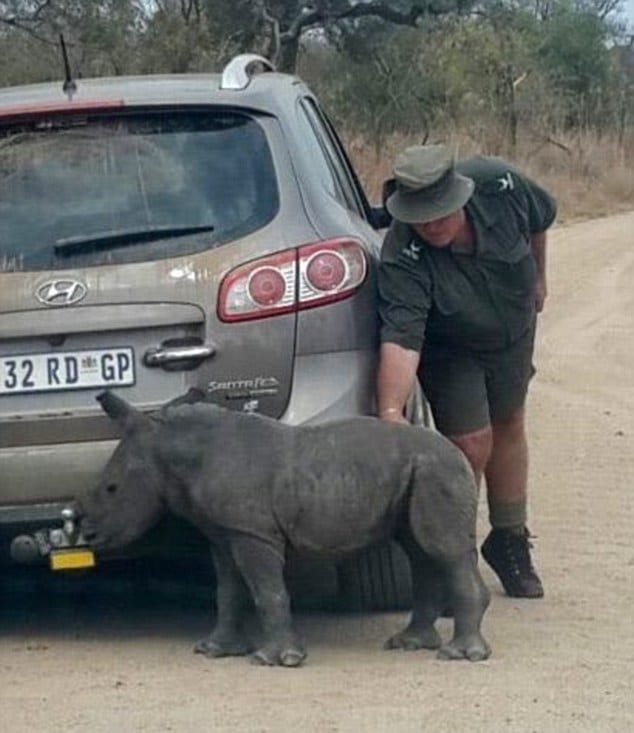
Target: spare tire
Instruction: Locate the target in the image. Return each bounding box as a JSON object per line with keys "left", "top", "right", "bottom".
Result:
{"left": 337, "top": 541, "right": 412, "bottom": 611}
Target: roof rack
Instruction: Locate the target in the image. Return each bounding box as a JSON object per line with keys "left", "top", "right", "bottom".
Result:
{"left": 220, "top": 54, "right": 275, "bottom": 91}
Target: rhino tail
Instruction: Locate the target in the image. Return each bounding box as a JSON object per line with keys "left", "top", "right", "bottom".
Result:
{"left": 407, "top": 448, "right": 478, "bottom": 560}
{"left": 160, "top": 387, "right": 206, "bottom": 412}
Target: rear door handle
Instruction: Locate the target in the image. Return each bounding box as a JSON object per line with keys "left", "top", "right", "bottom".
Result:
{"left": 143, "top": 344, "right": 216, "bottom": 367}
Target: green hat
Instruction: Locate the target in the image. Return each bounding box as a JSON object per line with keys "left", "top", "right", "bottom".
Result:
{"left": 386, "top": 144, "right": 474, "bottom": 223}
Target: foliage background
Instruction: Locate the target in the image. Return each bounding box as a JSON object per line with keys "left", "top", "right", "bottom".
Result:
{"left": 0, "top": 0, "right": 632, "bottom": 220}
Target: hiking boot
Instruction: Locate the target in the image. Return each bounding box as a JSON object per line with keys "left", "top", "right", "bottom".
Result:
{"left": 481, "top": 527, "right": 544, "bottom": 598}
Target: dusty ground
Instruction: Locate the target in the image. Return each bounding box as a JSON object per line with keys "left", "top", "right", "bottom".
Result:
{"left": 2, "top": 213, "right": 633, "bottom": 732}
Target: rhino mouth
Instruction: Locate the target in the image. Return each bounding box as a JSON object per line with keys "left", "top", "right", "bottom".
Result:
{"left": 78, "top": 518, "right": 109, "bottom": 550}
{"left": 79, "top": 516, "right": 146, "bottom": 552}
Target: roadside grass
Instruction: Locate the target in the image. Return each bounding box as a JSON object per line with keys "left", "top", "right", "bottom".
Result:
{"left": 345, "top": 129, "right": 634, "bottom": 224}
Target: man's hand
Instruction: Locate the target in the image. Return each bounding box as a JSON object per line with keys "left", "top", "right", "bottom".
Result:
{"left": 378, "top": 407, "right": 409, "bottom": 425}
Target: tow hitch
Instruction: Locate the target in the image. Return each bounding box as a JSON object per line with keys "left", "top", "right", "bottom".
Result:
{"left": 9, "top": 505, "right": 95, "bottom": 570}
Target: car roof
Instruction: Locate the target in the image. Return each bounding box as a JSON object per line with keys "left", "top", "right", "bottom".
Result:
{"left": 0, "top": 60, "right": 309, "bottom": 119}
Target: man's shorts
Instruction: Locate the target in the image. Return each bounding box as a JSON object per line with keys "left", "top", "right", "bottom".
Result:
{"left": 419, "top": 324, "right": 536, "bottom": 437}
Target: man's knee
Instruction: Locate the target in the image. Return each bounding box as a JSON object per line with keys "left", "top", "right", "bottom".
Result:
{"left": 449, "top": 426, "right": 493, "bottom": 477}
{"left": 491, "top": 406, "right": 526, "bottom": 441}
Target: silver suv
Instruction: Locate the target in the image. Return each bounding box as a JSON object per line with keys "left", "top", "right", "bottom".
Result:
{"left": 0, "top": 55, "right": 420, "bottom": 608}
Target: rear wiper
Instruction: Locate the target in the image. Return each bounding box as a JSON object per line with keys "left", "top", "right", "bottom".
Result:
{"left": 54, "top": 224, "right": 215, "bottom": 256}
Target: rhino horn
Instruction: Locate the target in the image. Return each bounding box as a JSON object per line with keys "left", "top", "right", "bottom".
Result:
{"left": 96, "top": 390, "right": 149, "bottom": 430}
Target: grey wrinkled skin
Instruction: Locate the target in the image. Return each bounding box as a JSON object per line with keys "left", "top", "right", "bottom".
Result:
{"left": 79, "top": 390, "right": 491, "bottom": 667}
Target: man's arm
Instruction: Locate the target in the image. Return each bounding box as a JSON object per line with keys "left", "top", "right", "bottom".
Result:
{"left": 530, "top": 230, "right": 548, "bottom": 312}
{"left": 376, "top": 342, "right": 420, "bottom": 423}
{"left": 514, "top": 168, "right": 555, "bottom": 314}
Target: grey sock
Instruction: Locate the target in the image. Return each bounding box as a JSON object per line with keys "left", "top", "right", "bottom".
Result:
{"left": 488, "top": 500, "right": 527, "bottom": 531}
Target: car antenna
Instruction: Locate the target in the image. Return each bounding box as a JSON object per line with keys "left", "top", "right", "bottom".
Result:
{"left": 59, "top": 34, "right": 77, "bottom": 101}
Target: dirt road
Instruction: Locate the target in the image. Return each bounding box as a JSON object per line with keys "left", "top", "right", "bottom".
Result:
{"left": 2, "top": 213, "right": 633, "bottom": 733}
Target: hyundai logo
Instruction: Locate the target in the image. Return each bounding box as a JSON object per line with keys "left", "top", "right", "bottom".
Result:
{"left": 35, "top": 279, "right": 88, "bottom": 307}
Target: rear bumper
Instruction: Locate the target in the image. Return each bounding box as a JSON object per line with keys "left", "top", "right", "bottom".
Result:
{"left": 0, "top": 439, "right": 116, "bottom": 506}
{"left": 0, "top": 503, "right": 207, "bottom": 567}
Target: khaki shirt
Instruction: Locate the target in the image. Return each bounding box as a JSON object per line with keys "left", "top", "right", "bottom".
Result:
{"left": 378, "top": 156, "right": 557, "bottom": 353}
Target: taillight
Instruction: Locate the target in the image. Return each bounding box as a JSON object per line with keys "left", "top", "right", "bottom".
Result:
{"left": 219, "top": 249, "right": 296, "bottom": 322}
{"left": 306, "top": 251, "right": 346, "bottom": 291}
{"left": 218, "top": 237, "right": 368, "bottom": 323}
{"left": 248, "top": 266, "right": 289, "bottom": 306}
{"left": 298, "top": 240, "right": 367, "bottom": 307}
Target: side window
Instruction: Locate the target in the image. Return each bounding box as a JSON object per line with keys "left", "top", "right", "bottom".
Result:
{"left": 300, "top": 98, "right": 367, "bottom": 218}
{"left": 295, "top": 102, "right": 343, "bottom": 202}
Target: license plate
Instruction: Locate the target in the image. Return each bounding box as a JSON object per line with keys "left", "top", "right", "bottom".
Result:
{"left": 0, "top": 347, "right": 135, "bottom": 395}
{"left": 50, "top": 548, "right": 96, "bottom": 571}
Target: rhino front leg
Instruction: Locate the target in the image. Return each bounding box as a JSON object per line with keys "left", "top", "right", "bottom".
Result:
{"left": 230, "top": 534, "right": 306, "bottom": 668}
{"left": 438, "top": 550, "right": 491, "bottom": 662}
{"left": 194, "top": 542, "right": 250, "bottom": 658}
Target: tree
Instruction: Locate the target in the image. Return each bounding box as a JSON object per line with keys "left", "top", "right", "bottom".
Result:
{"left": 303, "top": 28, "right": 444, "bottom": 155}
{"left": 200, "top": 1, "right": 476, "bottom": 72}
{"left": 536, "top": 2, "right": 613, "bottom": 128}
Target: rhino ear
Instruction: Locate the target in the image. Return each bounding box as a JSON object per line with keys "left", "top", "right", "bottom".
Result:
{"left": 96, "top": 391, "right": 150, "bottom": 431}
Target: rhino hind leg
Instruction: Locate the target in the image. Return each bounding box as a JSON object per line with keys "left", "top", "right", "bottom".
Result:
{"left": 384, "top": 534, "right": 443, "bottom": 651}
{"left": 404, "top": 454, "right": 491, "bottom": 661}
{"left": 229, "top": 535, "right": 306, "bottom": 668}
{"left": 437, "top": 550, "right": 491, "bottom": 662}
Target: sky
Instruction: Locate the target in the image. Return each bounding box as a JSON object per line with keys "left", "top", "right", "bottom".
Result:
{"left": 624, "top": 0, "right": 634, "bottom": 28}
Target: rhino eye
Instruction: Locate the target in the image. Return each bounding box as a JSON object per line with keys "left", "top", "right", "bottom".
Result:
{"left": 106, "top": 483, "right": 118, "bottom": 495}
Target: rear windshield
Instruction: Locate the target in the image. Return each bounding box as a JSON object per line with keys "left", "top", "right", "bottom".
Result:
{"left": 0, "top": 110, "right": 279, "bottom": 271}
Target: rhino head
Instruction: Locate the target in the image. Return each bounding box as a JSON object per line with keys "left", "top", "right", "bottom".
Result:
{"left": 79, "top": 391, "right": 167, "bottom": 551}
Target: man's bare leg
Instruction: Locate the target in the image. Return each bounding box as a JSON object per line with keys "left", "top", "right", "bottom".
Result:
{"left": 481, "top": 407, "right": 544, "bottom": 598}
{"left": 486, "top": 407, "right": 529, "bottom": 517}
{"left": 449, "top": 409, "right": 543, "bottom": 598}
{"left": 449, "top": 425, "right": 492, "bottom": 489}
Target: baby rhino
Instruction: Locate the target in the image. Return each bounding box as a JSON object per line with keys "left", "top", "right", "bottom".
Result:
{"left": 79, "top": 391, "right": 491, "bottom": 666}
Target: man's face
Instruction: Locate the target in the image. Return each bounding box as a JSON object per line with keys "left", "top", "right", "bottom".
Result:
{"left": 411, "top": 208, "right": 465, "bottom": 247}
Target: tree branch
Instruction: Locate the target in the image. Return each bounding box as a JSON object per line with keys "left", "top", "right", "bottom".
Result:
{"left": 0, "top": 0, "right": 54, "bottom": 26}
{"left": 0, "top": 0, "right": 57, "bottom": 45}
{"left": 280, "top": 1, "right": 446, "bottom": 43}
{"left": 254, "top": 0, "right": 282, "bottom": 65}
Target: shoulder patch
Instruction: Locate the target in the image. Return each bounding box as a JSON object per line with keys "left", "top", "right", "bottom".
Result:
{"left": 477, "top": 170, "right": 517, "bottom": 197}
{"left": 496, "top": 171, "right": 515, "bottom": 192}
{"left": 401, "top": 238, "right": 421, "bottom": 261}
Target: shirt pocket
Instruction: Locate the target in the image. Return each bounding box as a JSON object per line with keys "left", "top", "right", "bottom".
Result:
{"left": 487, "top": 252, "right": 536, "bottom": 299}
{"left": 431, "top": 264, "right": 473, "bottom": 316}
{"left": 432, "top": 264, "right": 488, "bottom": 321}
{"left": 501, "top": 233, "right": 532, "bottom": 264}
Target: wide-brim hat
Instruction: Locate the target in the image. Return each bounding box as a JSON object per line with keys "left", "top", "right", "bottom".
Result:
{"left": 386, "top": 144, "right": 474, "bottom": 224}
